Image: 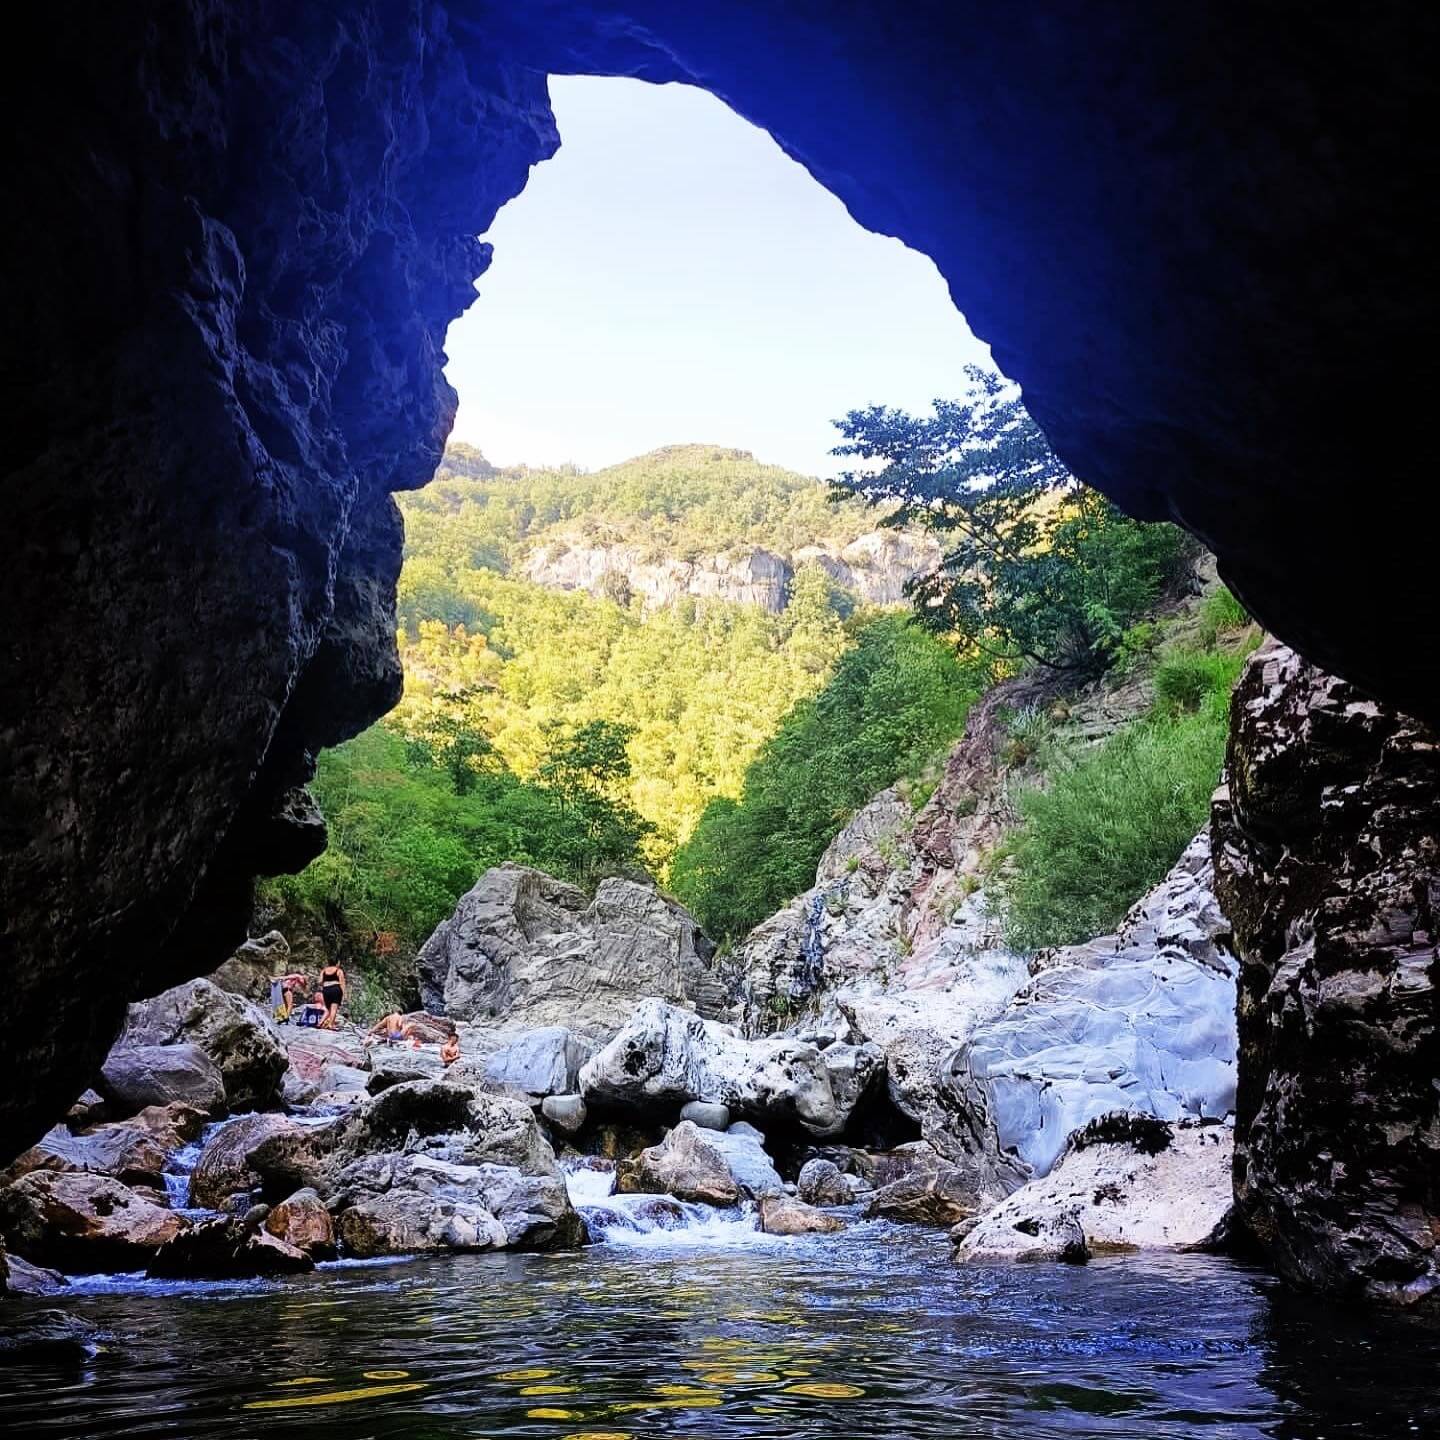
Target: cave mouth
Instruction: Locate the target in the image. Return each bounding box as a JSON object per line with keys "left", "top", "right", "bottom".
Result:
{"left": 2, "top": 9, "right": 1434, "bottom": 1332}
{"left": 354, "top": 70, "right": 1035, "bottom": 927}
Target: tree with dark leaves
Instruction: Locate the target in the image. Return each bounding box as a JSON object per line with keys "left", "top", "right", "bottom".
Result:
{"left": 831, "top": 367, "right": 1192, "bottom": 675}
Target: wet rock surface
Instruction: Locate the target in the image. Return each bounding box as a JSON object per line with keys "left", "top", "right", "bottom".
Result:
{"left": 864, "top": 1169, "right": 978, "bottom": 1229}
{"left": 262, "top": 1188, "right": 337, "bottom": 1260}
{"left": 1214, "top": 641, "right": 1440, "bottom": 1306}
{"left": 332, "top": 1155, "right": 581, "bottom": 1257}
{"left": 0, "top": 1172, "right": 188, "bottom": 1272}
{"left": 147, "top": 1215, "right": 313, "bottom": 1280}
{"left": 617, "top": 1122, "right": 745, "bottom": 1207}
{"left": 758, "top": 1193, "right": 845, "bottom": 1236}
{"left": 190, "top": 1113, "right": 305, "bottom": 1211}
{"left": 0, "top": 1246, "right": 68, "bottom": 1298}
{"left": 0, "top": 1308, "right": 102, "bottom": 1362}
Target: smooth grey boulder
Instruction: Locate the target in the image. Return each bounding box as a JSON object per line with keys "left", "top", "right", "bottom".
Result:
{"left": 416, "top": 865, "right": 724, "bottom": 1033}
{"left": 952, "top": 833, "right": 1237, "bottom": 1191}
{"left": 797, "top": 1157, "right": 852, "bottom": 1208}
{"left": 117, "top": 979, "right": 286, "bottom": 1112}
{"left": 190, "top": 1113, "right": 306, "bottom": 1210}
{"left": 487, "top": 1027, "right": 594, "bottom": 1098}
{"left": 365, "top": 1046, "right": 445, "bottom": 1093}
{"left": 954, "top": 1208, "right": 1090, "bottom": 1266}
{"left": 99, "top": 1043, "right": 226, "bottom": 1117}
{"left": 953, "top": 1119, "right": 1231, "bottom": 1263}
{"left": 679, "top": 1100, "right": 730, "bottom": 1131}
{"left": 617, "top": 1120, "right": 782, "bottom": 1207}
{"left": 580, "top": 999, "right": 857, "bottom": 1136}
{"left": 541, "top": 1094, "right": 587, "bottom": 1135}
{"left": 706, "top": 1123, "right": 784, "bottom": 1199}
{"left": 332, "top": 1154, "right": 583, "bottom": 1256}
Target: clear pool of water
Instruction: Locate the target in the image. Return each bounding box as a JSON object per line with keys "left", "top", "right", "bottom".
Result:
{"left": 3, "top": 1213, "right": 1438, "bottom": 1439}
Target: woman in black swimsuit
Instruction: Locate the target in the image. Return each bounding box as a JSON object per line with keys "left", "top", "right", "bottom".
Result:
{"left": 319, "top": 963, "right": 346, "bottom": 1030}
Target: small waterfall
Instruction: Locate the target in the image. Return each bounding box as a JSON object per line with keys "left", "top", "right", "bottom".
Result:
{"left": 563, "top": 1160, "right": 780, "bottom": 1250}
{"left": 159, "top": 1116, "right": 234, "bottom": 1217}
{"left": 794, "top": 886, "right": 836, "bottom": 1002}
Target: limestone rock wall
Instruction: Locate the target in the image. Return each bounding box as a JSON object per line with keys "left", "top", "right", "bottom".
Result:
{"left": 522, "top": 530, "right": 940, "bottom": 614}
{"left": 1214, "top": 641, "right": 1440, "bottom": 1307}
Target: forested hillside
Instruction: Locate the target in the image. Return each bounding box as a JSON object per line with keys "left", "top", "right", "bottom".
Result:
{"left": 263, "top": 443, "right": 954, "bottom": 998}
{"left": 265, "top": 411, "right": 1209, "bottom": 1010}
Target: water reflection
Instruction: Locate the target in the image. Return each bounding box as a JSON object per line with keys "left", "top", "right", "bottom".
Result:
{"left": 2, "top": 1228, "right": 1438, "bottom": 1438}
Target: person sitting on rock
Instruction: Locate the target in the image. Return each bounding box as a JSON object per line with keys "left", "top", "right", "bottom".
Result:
{"left": 366, "top": 1012, "right": 416, "bottom": 1046}
{"left": 440, "top": 1026, "right": 461, "bottom": 1067}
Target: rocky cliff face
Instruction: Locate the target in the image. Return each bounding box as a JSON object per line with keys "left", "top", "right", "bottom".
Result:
{"left": 1214, "top": 642, "right": 1440, "bottom": 1307}
{"left": 523, "top": 530, "right": 940, "bottom": 614}
{"left": 0, "top": 4, "right": 557, "bottom": 1155}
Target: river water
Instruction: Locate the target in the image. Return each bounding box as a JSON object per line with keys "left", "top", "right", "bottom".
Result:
{"left": 3, "top": 1173, "right": 1438, "bottom": 1439}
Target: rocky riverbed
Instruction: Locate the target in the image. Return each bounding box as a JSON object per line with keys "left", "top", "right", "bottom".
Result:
{"left": 3, "top": 641, "right": 1434, "bottom": 1437}
{"left": 0, "top": 811, "right": 1241, "bottom": 1301}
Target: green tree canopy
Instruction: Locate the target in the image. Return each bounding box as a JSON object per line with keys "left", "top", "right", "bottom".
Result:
{"left": 671, "top": 615, "right": 984, "bottom": 941}
{"left": 831, "top": 367, "right": 1194, "bottom": 676}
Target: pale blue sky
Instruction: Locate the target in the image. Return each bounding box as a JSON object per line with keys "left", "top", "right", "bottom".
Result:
{"left": 446, "top": 76, "right": 993, "bottom": 479}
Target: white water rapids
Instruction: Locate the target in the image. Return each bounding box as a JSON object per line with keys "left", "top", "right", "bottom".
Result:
{"left": 562, "top": 1159, "right": 789, "bottom": 1250}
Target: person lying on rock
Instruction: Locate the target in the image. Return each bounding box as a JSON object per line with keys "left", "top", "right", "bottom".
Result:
{"left": 317, "top": 961, "right": 347, "bottom": 1030}
{"left": 440, "top": 1026, "right": 461, "bottom": 1067}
